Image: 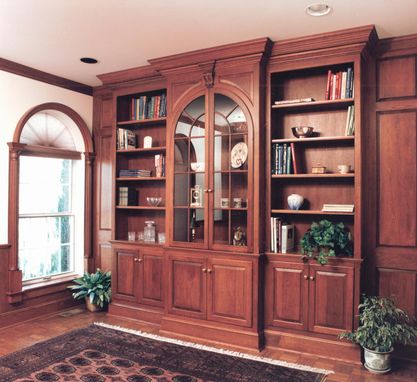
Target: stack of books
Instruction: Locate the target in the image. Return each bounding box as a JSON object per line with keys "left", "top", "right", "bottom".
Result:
{"left": 325, "top": 68, "right": 354, "bottom": 100}
{"left": 271, "top": 143, "right": 297, "bottom": 174}
{"left": 131, "top": 93, "right": 167, "bottom": 120}
{"left": 322, "top": 204, "right": 354, "bottom": 212}
{"left": 274, "top": 97, "right": 314, "bottom": 105}
{"left": 119, "top": 169, "right": 152, "bottom": 178}
{"left": 118, "top": 187, "right": 138, "bottom": 206}
{"left": 117, "top": 128, "right": 136, "bottom": 150}
{"left": 270, "top": 217, "right": 295, "bottom": 253}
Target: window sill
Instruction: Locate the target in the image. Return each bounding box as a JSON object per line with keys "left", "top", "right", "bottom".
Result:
{"left": 22, "top": 274, "right": 80, "bottom": 293}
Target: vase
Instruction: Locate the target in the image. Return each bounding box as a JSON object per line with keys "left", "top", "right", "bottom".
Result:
{"left": 287, "top": 194, "right": 304, "bottom": 210}
{"left": 363, "top": 347, "right": 393, "bottom": 374}
{"left": 85, "top": 297, "right": 101, "bottom": 312}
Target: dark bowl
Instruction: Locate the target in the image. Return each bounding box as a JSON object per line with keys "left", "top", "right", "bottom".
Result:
{"left": 291, "top": 126, "right": 314, "bottom": 138}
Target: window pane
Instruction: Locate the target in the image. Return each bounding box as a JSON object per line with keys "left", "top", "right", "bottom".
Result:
{"left": 19, "top": 157, "right": 72, "bottom": 214}
{"left": 18, "top": 216, "right": 74, "bottom": 281}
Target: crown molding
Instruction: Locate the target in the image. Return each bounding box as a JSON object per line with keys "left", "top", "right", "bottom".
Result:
{"left": 0, "top": 57, "right": 93, "bottom": 96}
{"left": 97, "top": 64, "right": 161, "bottom": 86}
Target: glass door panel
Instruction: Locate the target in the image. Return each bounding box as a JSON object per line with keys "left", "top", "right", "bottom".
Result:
{"left": 173, "top": 95, "right": 207, "bottom": 245}
{"left": 212, "top": 94, "right": 248, "bottom": 248}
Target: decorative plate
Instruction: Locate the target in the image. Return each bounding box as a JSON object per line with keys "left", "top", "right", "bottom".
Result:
{"left": 231, "top": 142, "right": 248, "bottom": 168}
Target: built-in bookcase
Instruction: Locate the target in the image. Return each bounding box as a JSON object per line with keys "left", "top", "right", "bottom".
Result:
{"left": 114, "top": 88, "right": 167, "bottom": 243}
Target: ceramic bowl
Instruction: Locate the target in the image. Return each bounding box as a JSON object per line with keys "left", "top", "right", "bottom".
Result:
{"left": 291, "top": 126, "right": 314, "bottom": 138}
{"left": 191, "top": 162, "right": 205, "bottom": 172}
{"left": 146, "top": 197, "right": 162, "bottom": 207}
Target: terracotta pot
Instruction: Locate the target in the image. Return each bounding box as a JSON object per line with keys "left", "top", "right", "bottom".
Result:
{"left": 363, "top": 347, "right": 393, "bottom": 374}
{"left": 85, "top": 297, "right": 102, "bottom": 312}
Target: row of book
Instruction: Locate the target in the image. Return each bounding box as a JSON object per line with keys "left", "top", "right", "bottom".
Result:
{"left": 119, "top": 169, "right": 152, "bottom": 178}
{"left": 270, "top": 217, "right": 295, "bottom": 253}
{"left": 325, "top": 68, "right": 354, "bottom": 100}
{"left": 117, "top": 128, "right": 136, "bottom": 150}
{"left": 131, "top": 94, "right": 167, "bottom": 121}
{"left": 271, "top": 143, "right": 297, "bottom": 175}
{"left": 118, "top": 187, "right": 138, "bottom": 206}
{"left": 345, "top": 105, "right": 355, "bottom": 136}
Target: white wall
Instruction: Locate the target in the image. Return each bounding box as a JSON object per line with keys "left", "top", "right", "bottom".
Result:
{"left": 0, "top": 70, "right": 93, "bottom": 244}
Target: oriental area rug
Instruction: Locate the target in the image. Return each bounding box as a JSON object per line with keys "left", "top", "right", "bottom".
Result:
{"left": 0, "top": 323, "right": 331, "bottom": 382}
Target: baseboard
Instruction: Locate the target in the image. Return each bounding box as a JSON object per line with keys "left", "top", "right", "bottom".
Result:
{"left": 108, "top": 302, "right": 164, "bottom": 325}
{"left": 264, "top": 328, "right": 361, "bottom": 364}
{"left": 0, "top": 296, "right": 79, "bottom": 329}
{"left": 160, "top": 315, "right": 262, "bottom": 352}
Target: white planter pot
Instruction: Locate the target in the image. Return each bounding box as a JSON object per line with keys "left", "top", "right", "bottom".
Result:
{"left": 287, "top": 194, "right": 304, "bottom": 210}
{"left": 363, "top": 347, "right": 393, "bottom": 374}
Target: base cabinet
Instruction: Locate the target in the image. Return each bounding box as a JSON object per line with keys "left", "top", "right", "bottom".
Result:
{"left": 168, "top": 252, "right": 253, "bottom": 327}
{"left": 112, "top": 243, "right": 164, "bottom": 308}
{"left": 265, "top": 257, "right": 355, "bottom": 335}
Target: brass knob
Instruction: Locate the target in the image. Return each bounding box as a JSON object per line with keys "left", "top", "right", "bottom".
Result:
{"left": 202, "top": 268, "right": 207, "bottom": 273}
{"left": 138, "top": 258, "right": 143, "bottom": 263}
{"left": 134, "top": 258, "right": 139, "bottom": 262}
{"left": 309, "top": 276, "right": 315, "bottom": 281}
{"left": 207, "top": 269, "right": 212, "bottom": 274}
{"left": 303, "top": 275, "right": 308, "bottom": 280}
{"left": 207, "top": 189, "right": 213, "bottom": 193}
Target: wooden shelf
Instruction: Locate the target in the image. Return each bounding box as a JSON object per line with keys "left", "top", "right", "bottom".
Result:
{"left": 116, "top": 146, "right": 166, "bottom": 154}
{"left": 272, "top": 173, "right": 354, "bottom": 179}
{"left": 271, "top": 136, "right": 354, "bottom": 144}
{"left": 272, "top": 98, "right": 354, "bottom": 110}
{"left": 117, "top": 117, "right": 166, "bottom": 126}
{"left": 116, "top": 177, "right": 166, "bottom": 181}
{"left": 112, "top": 239, "right": 164, "bottom": 246}
{"left": 116, "top": 206, "right": 166, "bottom": 210}
{"left": 214, "top": 207, "right": 248, "bottom": 211}
{"left": 271, "top": 209, "right": 354, "bottom": 216}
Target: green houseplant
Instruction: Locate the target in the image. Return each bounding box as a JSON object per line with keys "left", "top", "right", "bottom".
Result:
{"left": 300, "top": 219, "right": 352, "bottom": 265}
{"left": 68, "top": 269, "right": 111, "bottom": 312}
{"left": 339, "top": 295, "right": 417, "bottom": 374}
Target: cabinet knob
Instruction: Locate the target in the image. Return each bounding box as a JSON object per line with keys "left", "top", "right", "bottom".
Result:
{"left": 303, "top": 275, "right": 308, "bottom": 280}
{"left": 207, "top": 189, "right": 213, "bottom": 193}
{"left": 309, "top": 276, "right": 315, "bottom": 281}
{"left": 207, "top": 269, "right": 212, "bottom": 274}
{"left": 134, "top": 258, "right": 139, "bottom": 262}
{"left": 138, "top": 258, "right": 143, "bottom": 263}
{"left": 202, "top": 268, "right": 207, "bottom": 273}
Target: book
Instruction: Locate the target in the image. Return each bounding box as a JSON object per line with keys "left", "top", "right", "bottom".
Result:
{"left": 286, "top": 144, "right": 292, "bottom": 174}
{"left": 290, "top": 143, "right": 298, "bottom": 174}
{"left": 325, "top": 69, "right": 332, "bottom": 100}
{"left": 340, "top": 71, "right": 347, "bottom": 99}
{"left": 322, "top": 204, "right": 354, "bottom": 212}
{"left": 281, "top": 224, "right": 295, "bottom": 253}
{"left": 277, "top": 145, "right": 283, "bottom": 174}
{"left": 274, "top": 98, "right": 314, "bottom": 105}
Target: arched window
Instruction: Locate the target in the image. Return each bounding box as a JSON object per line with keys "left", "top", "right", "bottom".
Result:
{"left": 7, "top": 103, "right": 94, "bottom": 303}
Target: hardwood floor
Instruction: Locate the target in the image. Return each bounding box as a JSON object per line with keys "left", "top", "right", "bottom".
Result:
{"left": 0, "top": 307, "right": 415, "bottom": 381}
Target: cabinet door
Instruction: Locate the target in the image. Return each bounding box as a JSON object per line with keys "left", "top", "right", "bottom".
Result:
{"left": 308, "top": 264, "right": 354, "bottom": 335}
{"left": 207, "top": 257, "right": 253, "bottom": 327}
{"left": 265, "top": 260, "right": 308, "bottom": 331}
{"left": 113, "top": 248, "right": 139, "bottom": 302}
{"left": 137, "top": 250, "right": 164, "bottom": 308}
{"left": 167, "top": 254, "right": 207, "bottom": 319}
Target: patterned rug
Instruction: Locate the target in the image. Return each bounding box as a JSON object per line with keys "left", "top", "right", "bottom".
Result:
{"left": 0, "top": 324, "right": 329, "bottom": 381}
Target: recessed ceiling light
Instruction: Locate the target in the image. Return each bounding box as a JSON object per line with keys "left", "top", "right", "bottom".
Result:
{"left": 306, "top": 3, "right": 332, "bottom": 17}
{"left": 80, "top": 57, "right": 98, "bottom": 64}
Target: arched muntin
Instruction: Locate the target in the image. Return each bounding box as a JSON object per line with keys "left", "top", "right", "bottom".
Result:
{"left": 13, "top": 102, "right": 93, "bottom": 153}
{"left": 7, "top": 103, "right": 94, "bottom": 304}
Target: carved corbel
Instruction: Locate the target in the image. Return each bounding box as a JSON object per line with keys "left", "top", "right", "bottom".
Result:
{"left": 199, "top": 61, "right": 216, "bottom": 88}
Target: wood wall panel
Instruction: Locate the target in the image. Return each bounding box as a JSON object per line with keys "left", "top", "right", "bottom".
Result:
{"left": 99, "top": 244, "right": 112, "bottom": 272}
{"left": 378, "top": 112, "right": 417, "bottom": 247}
{"left": 377, "top": 56, "right": 416, "bottom": 100}
{"left": 98, "top": 132, "right": 113, "bottom": 230}
{"left": 378, "top": 268, "right": 417, "bottom": 318}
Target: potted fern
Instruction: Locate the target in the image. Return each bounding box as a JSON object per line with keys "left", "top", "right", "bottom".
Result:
{"left": 300, "top": 219, "right": 353, "bottom": 265}
{"left": 68, "top": 269, "right": 111, "bottom": 312}
{"left": 339, "top": 295, "right": 417, "bottom": 374}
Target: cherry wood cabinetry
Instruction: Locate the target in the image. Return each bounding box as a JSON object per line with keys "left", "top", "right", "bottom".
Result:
{"left": 167, "top": 251, "right": 253, "bottom": 327}
{"left": 111, "top": 242, "right": 165, "bottom": 308}
{"left": 265, "top": 256, "right": 355, "bottom": 335}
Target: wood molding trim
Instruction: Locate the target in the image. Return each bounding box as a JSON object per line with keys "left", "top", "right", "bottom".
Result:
{"left": 97, "top": 65, "right": 161, "bottom": 86}
{"left": 377, "top": 33, "right": 417, "bottom": 58}
{"left": 149, "top": 38, "right": 272, "bottom": 71}
{"left": 0, "top": 57, "right": 93, "bottom": 96}
{"left": 271, "top": 25, "right": 378, "bottom": 57}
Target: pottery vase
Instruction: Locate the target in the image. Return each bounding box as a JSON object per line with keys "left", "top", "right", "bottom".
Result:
{"left": 287, "top": 194, "right": 304, "bottom": 210}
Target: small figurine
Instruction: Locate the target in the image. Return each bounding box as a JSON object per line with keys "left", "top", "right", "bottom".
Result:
{"left": 233, "top": 227, "right": 246, "bottom": 246}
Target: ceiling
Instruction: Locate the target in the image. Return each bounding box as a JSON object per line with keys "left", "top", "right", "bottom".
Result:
{"left": 1, "top": 0, "right": 417, "bottom": 87}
